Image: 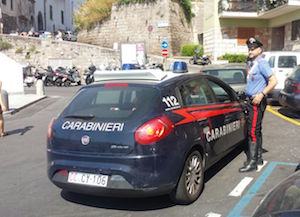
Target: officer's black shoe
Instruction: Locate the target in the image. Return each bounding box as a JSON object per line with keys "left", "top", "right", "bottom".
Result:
{"left": 239, "top": 142, "right": 257, "bottom": 172}
{"left": 257, "top": 158, "right": 264, "bottom": 165}
{"left": 239, "top": 160, "right": 257, "bottom": 173}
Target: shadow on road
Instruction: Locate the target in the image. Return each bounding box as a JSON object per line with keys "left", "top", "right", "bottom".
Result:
{"left": 6, "top": 125, "right": 34, "bottom": 136}
{"left": 61, "top": 190, "right": 175, "bottom": 210}
{"left": 278, "top": 107, "right": 300, "bottom": 119}
{"left": 60, "top": 143, "right": 257, "bottom": 210}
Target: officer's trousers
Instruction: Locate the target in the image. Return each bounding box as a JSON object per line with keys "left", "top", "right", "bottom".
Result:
{"left": 247, "top": 97, "right": 267, "bottom": 161}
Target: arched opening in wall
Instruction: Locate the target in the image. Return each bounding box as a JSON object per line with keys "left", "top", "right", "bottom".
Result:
{"left": 38, "top": 12, "right": 43, "bottom": 31}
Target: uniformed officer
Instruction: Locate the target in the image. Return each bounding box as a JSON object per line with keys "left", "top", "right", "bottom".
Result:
{"left": 239, "top": 37, "right": 277, "bottom": 173}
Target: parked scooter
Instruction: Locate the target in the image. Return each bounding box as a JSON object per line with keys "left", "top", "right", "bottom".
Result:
{"left": 23, "top": 65, "right": 36, "bottom": 87}
{"left": 83, "top": 64, "right": 96, "bottom": 85}
{"left": 53, "top": 67, "right": 67, "bottom": 87}
{"left": 62, "top": 67, "right": 81, "bottom": 87}
{"left": 43, "top": 66, "right": 56, "bottom": 86}
{"left": 189, "top": 47, "right": 211, "bottom": 65}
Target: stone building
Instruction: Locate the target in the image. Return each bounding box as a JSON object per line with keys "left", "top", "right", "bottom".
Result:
{"left": 0, "top": 0, "right": 35, "bottom": 33}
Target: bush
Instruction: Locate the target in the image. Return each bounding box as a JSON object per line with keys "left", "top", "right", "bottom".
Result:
{"left": 0, "top": 39, "right": 13, "bottom": 51}
{"left": 181, "top": 44, "right": 203, "bottom": 57}
{"left": 15, "top": 47, "right": 23, "bottom": 54}
{"left": 219, "top": 53, "right": 248, "bottom": 63}
{"left": 25, "top": 52, "right": 30, "bottom": 60}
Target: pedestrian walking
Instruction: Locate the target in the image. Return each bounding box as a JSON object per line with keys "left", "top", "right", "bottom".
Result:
{"left": 0, "top": 80, "right": 7, "bottom": 137}
{"left": 239, "top": 37, "right": 277, "bottom": 173}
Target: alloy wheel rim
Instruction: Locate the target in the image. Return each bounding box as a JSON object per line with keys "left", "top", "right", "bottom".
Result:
{"left": 185, "top": 155, "right": 202, "bottom": 196}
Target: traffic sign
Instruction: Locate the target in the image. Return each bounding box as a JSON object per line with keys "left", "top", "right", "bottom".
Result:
{"left": 162, "top": 49, "right": 168, "bottom": 57}
{"left": 161, "top": 41, "right": 168, "bottom": 49}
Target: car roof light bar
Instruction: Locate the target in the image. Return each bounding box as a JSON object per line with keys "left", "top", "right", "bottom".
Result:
{"left": 94, "top": 69, "right": 170, "bottom": 82}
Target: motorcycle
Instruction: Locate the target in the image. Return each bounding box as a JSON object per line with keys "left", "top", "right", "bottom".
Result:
{"left": 62, "top": 67, "right": 81, "bottom": 87}
{"left": 189, "top": 54, "right": 211, "bottom": 65}
{"left": 83, "top": 64, "right": 96, "bottom": 85}
{"left": 43, "top": 66, "right": 56, "bottom": 86}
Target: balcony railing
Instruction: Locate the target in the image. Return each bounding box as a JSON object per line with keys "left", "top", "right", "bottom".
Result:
{"left": 218, "top": 0, "right": 257, "bottom": 13}
{"left": 257, "top": 0, "right": 288, "bottom": 12}
{"left": 218, "top": 0, "right": 289, "bottom": 14}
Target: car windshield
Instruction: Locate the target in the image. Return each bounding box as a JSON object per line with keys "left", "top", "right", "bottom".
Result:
{"left": 61, "top": 85, "right": 161, "bottom": 121}
{"left": 202, "top": 69, "right": 246, "bottom": 84}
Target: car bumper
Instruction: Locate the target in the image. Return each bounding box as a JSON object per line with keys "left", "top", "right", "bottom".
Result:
{"left": 47, "top": 150, "right": 179, "bottom": 197}
{"left": 279, "top": 91, "right": 300, "bottom": 111}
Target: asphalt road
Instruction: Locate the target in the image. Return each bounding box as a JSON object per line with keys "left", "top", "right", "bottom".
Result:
{"left": 0, "top": 85, "right": 299, "bottom": 217}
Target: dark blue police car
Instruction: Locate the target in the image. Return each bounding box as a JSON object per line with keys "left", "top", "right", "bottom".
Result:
{"left": 47, "top": 68, "right": 247, "bottom": 204}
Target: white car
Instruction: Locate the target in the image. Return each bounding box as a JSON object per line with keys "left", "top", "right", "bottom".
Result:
{"left": 262, "top": 51, "right": 300, "bottom": 101}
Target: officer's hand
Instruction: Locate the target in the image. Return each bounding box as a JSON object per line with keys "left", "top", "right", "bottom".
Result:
{"left": 1, "top": 104, "right": 6, "bottom": 112}
{"left": 252, "top": 93, "right": 264, "bottom": 105}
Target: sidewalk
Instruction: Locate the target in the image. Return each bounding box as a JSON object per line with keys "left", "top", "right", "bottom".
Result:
{"left": 3, "top": 94, "right": 47, "bottom": 116}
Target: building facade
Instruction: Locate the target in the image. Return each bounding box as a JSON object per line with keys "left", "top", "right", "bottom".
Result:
{"left": 0, "top": 0, "right": 34, "bottom": 33}
{"left": 204, "top": 0, "right": 300, "bottom": 61}
{"left": 34, "top": 0, "right": 85, "bottom": 32}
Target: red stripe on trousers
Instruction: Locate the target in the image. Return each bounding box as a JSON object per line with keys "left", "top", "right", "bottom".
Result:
{"left": 251, "top": 105, "right": 258, "bottom": 143}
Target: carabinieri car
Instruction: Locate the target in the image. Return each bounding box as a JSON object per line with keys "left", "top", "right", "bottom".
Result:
{"left": 47, "top": 69, "right": 247, "bottom": 204}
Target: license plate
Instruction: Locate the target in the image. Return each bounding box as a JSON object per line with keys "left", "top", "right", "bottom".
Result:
{"left": 68, "top": 171, "right": 108, "bottom": 187}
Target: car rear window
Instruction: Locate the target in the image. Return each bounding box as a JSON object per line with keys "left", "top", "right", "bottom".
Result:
{"left": 202, "top": 69, "right": 246, "bottom": 84}
{"left": 289, "top": 67, "right": 300, "bottom": 80}
{"left": 61, "top": 85, "right": 161, "bottom": 120}
{"left": 278, "top": 56, "right": 297, "bottom": 68}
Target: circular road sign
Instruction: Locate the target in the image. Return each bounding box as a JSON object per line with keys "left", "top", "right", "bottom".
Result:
{"left": 161, "top": 41, "right": 168, "bottom": 49}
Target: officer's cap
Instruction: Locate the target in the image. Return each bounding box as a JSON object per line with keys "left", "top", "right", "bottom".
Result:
{"left": 246, "top": 37, "right": 263, "bottom": 49}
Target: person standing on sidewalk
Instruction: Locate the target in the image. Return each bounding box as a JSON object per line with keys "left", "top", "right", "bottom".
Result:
{"left": 0, "top": 80, "right": 7, "bottom": 137}
{"left": 239, "top": 37, "right": 277, "bottom": 173}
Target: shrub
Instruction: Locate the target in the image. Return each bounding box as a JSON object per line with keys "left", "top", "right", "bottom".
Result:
{"left": 16, "top": 47, "right": 23, "bottom": 54}
{"left": 0, "top": 39, "right": 13, "bottom": 51}
{"left": 29, "top": 45, "right": 36, "bottom": 52}
{"left": 181, "top": 44, "right": 203, "bottom": 57}
{"left": 25, "top": 52, "right": 30, "bottom": 60}
{"left": 219, "top": 53, "right": 248, "bottom": 63}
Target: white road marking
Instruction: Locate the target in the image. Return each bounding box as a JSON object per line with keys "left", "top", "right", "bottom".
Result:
{"left": 205, "top": 212, "right": 222, "bottom": 217}
{"left": 256, "top": 161, "right": 268, "bottom": 172}
{"left": 229, "top": 177, "right": 253, "bottom": 197}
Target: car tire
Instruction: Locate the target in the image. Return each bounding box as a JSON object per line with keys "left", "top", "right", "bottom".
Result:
{"left": 171, "top": 150, "right": 204, "bottom": 205}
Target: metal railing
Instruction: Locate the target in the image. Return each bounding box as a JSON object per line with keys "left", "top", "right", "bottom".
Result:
{"left": 218, "top": 0, "right": 289, "bottom": 13}
{"left": 218, "top": 0, "right": 257, "bottom": 13}
{"left": 257, "top": 0, "right": 288, "bottom": 12}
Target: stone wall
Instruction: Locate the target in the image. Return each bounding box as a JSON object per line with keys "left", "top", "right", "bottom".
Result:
{"left": 0, "top": 34, "right": 120, "bottom": 71}
{"left": 77, "top": 0, "right": 193, "bottom": 56}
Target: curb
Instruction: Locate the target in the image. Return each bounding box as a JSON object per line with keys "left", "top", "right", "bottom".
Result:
{"left": 3, "top": 95, "right": 48, "bottom": 116}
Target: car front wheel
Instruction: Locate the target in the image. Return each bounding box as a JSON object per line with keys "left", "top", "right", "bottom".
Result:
{"left": 171, "top": 150, "right": 204, "bottom": 204}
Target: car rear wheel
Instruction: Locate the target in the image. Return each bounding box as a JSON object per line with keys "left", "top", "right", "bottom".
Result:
{"left": 171, "top": 150, "right": 204, "bottom": 204}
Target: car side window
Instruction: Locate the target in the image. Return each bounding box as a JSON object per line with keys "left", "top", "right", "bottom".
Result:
{"left": 268, "top": 56, "right": 275, "bottom": 68}
{"left": 207, "top": 80, "right": 233, "bottom": 103}
{"left": 278, "top": 56, "right": 297, "bottom": 68}
{"left": 179, "top": 79, "right": 215, "bottom": 106}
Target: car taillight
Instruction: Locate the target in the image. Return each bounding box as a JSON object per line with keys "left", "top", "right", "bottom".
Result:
{"left": 135, "top": 116, "right": 174, "bottom": 145}
{"left": 294, "top": 83, "right": 300, "bottom": 94}
{"left": 47, "top": 118, "right": 55, "bottom": 139}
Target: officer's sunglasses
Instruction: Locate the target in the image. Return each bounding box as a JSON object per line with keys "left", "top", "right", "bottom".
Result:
{"left": 248, "top": 47, "right": 258, "bottom": 51}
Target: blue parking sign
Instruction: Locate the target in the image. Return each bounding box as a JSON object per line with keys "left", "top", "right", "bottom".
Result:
{"left": 161, "top": 41, "right": 168, "bottom": 49}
